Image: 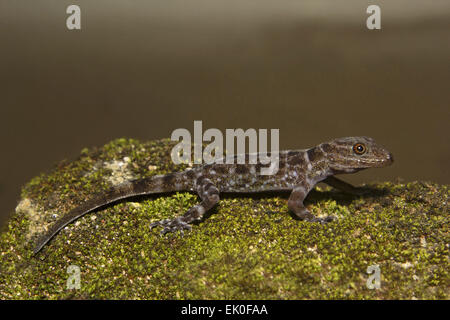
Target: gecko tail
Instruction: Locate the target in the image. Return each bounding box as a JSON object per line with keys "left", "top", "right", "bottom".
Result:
{"left": 32, "top": 172, "right": 192, "bottom": 255}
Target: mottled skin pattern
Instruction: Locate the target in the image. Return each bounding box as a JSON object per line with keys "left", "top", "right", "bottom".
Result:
{"left": 33, "top": 137, "right": 393, "bottom": 254}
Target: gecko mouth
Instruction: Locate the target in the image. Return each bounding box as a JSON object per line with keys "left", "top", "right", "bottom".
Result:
{"left": 334, "top": 153, "right": 394, "bottom": 171}
{"left": 365, "top": 153, "right": 394, "bottom": 167}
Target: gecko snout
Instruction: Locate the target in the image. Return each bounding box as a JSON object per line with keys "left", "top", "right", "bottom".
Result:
{"left": 384, "top": 152, "right": 394, "bottom": 165}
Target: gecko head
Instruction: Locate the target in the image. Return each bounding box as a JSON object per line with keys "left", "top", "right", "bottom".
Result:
{"left": 320, "top": 136, "right": 394, "bottom": 174}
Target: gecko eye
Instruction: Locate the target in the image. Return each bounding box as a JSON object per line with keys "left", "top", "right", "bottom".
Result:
{"left": 353, "top": 143, "right": 366, "bottom": 155}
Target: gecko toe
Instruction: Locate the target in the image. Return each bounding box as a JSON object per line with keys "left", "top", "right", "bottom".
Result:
{"left": 308, "top": 216, "right": 335, "bottom": 224}
{"left": 322, "top": 216, "right": 335, "bottom": 224}
{"left": 149, "top": 219, "right": 170, "bottom": 229}
{"left": 151, "top": 217, "right": 192, "bottom": 235}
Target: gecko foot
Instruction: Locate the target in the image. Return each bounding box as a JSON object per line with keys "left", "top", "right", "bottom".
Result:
{"left": 306, "top": 216, "right": 335, "bottom": 224}
{"left": 150, "top": 217, "right": 192, "bottom": 235}
{"left": 290, "top": 206, "right": 335, "bottom": 224}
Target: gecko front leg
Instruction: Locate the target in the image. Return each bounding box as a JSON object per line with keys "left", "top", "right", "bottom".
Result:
{"left": 150, "top": 177, "right": 220, "bottom": 234}
{"left": 288, "top": 185, "right": 333, "bottom": 224}
{"left": 322, "top": 176, "right": 368, "bottom": 195}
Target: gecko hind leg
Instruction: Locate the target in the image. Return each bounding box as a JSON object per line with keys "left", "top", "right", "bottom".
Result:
{"left": 288, "top": 185, "right": 334, "bottom": 224}
{"left": 150, "top": 178, "right": 220, "bottom": 235}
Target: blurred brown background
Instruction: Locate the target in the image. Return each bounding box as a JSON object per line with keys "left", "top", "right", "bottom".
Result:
{"left": 1, "top": 0, "right": 449, "bottom": 228}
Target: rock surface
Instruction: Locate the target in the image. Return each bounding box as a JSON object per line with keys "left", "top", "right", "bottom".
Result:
{"left": 0, "top": 138, "right": 448, "bottom": 299}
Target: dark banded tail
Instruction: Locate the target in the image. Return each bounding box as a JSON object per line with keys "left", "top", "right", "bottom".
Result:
{"left": 33, "top": 172, "right": 192, "bottom": 254}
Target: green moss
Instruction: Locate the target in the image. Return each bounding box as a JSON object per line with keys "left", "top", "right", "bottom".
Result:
{"left": 0, "top": 138, "right": 449, "bottom": 299}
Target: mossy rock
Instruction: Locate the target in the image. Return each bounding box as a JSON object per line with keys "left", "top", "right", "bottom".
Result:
{"left": 0, "top": 138, "right": 448, "bottom": 299}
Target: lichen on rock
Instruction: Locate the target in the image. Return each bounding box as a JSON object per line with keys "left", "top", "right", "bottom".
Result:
{"left": 0, "top": 138, "right": 448, "bottom": 299}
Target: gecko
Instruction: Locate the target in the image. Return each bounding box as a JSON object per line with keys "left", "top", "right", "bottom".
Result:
{"left": 33, "top": 136, "right": 393, "bottom": 254}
